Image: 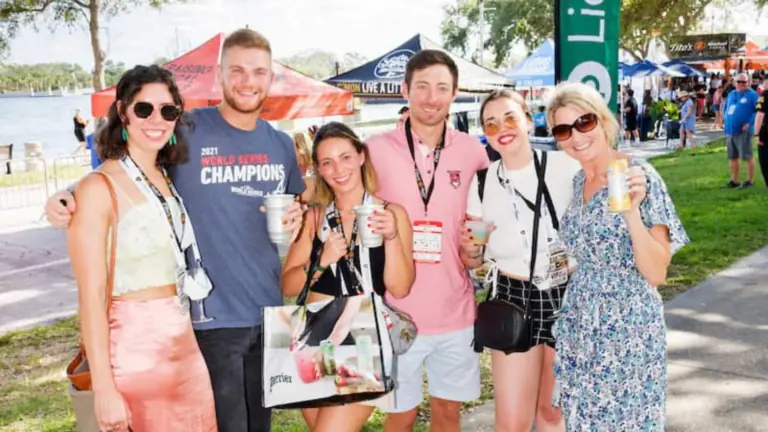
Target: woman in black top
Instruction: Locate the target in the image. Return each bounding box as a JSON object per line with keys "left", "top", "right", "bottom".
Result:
{"left": 282, "top": 122, "right": 415, "bottom": 432}
{"left": 72, "top": 108, "right": 89, "bottom": 154}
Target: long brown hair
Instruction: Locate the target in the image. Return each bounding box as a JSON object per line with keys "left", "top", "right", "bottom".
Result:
{"left": 309, "top": 122, "right": 378, "bottom": 208}
{"left": 96, "top": 64, "right": 188, "bottom": 166}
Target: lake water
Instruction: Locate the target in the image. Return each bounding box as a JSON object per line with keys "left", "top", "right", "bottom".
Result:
{"left": 0, "top": 95, "right": 482, "bottom": 159}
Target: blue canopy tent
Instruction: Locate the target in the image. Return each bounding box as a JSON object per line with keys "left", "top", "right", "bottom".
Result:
{"left": 662, "top": 60, "right": 706, "bottom": 77}
{"left": 625, "top": 60, "right": 684, "bottom": 78}
{"left": 325, "top": 34, "right": 512, "bottom": 98}
{"left": 504, "top": 40, "right": 555, "bottom": 87}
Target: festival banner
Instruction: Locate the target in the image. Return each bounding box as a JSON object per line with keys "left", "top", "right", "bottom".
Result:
{"left": 555, "top": 0, "right": 621, "bottom": 111}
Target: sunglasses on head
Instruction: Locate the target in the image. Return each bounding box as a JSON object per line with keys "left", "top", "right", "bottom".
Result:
{"left": 133, "top": 101, "right": 181, "bottom": 122}
{"left": 482, "top": 114, "right": 519, "bottom": 136}
{"left": 551, "top": 113, "right": 599, "bottom": 141}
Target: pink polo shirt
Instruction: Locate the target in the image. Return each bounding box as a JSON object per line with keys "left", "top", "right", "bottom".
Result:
{"left": 367, "top": 126, "right": 489, "bottom": 335}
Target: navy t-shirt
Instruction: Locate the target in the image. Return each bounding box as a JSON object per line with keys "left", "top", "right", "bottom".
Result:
{"left": 170, "top": 107, "right": 304, "bottom": 330}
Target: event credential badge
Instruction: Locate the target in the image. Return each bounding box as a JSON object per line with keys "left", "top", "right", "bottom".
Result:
{"left": 412, "top": 221, "right": 442, "bottom": 264}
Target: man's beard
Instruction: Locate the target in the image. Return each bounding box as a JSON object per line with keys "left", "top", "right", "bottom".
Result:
{"left": 222, "top": 88, "right": 267, "bottom": 114}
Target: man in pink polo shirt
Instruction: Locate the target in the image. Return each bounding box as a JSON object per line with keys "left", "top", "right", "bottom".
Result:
{"left": 366, "top": 50, "right": 490, "bottom": 432}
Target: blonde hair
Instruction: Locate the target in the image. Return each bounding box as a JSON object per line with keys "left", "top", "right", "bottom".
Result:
{"left": 309, "top": 122, "right": 378, "bottom": 208}
{"left": 546, "top": 82, "right": 620, "bottom": 149}
{"left": 292, "top": 131, "right": 312, "bottom": 171}
{"left": 223, "top": 29, "right": 272, "bottom": 55}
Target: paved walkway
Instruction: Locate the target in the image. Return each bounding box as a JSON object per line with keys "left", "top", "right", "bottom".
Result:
{"left": 461, "top": 246, "right": 768, "bottom": 431}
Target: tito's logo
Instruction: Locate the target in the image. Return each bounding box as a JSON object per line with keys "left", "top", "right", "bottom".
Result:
{"left": 374, "top": 49, "right": 414, "bottom": 79}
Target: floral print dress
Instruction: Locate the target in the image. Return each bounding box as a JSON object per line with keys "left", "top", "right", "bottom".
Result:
{"left": 553, "top": 159, "right": 689, "bottom": 431}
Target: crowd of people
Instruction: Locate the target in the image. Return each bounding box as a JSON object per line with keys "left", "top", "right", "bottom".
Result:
{"left": 46, "top": 28, "right": 692, "bottom": 432}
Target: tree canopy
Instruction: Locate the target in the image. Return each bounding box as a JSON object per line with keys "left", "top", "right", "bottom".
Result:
{"left": 441, "top": 0, "right": 768, "bottom": 68}
{"left": 0, "top": 60, "right": 125, "bottom": 92}
{"left": 277, "top": 50, "right": 368, "bottom": 80}
{"left": 0, "top": 0, "right": 182, "bottom": 90}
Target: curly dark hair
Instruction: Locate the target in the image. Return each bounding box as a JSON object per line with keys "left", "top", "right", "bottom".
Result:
{"left": 96, "top": 64, "right": 189, "bottom": 166}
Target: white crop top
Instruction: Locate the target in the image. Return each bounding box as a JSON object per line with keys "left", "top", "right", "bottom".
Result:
{"left": 466, "top": 151, "right": 581, "bottom": 279}
{"left": 105, "top": 176, "right": 192, "bottom": 296}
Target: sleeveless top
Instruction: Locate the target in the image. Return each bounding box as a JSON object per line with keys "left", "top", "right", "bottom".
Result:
{"left": 103, "top": 172, "right": 191, "bottom": 296}
{"left": 308, "top": 198, "right": 387, "bottom": 298}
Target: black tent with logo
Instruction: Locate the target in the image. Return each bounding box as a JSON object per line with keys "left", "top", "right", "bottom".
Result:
{"left": 325, "top": 34, "right": 513, "bottom": 98}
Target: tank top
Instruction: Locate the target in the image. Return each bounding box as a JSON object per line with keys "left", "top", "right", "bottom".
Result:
{"left": 309, "top": 197, "right": 387, "bottom": 298}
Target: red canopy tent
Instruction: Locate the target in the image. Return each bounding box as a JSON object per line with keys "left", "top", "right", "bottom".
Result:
{"left": 90, "top": 33, "right": 354, "bottom": 120}
{"left": 703, "top": 41, "right": 768, "bottom": 71}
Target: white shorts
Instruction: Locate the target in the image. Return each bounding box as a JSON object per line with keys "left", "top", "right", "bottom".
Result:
{"left": 379, "top": 325, "right": 481, "bottom": 413}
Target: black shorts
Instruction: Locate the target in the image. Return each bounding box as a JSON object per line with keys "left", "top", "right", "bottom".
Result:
{"left": 74, "top": 129, "right": 86, "bottom": 142}
{"left": 494, "top": 275, "right": 567, "bottom": 348}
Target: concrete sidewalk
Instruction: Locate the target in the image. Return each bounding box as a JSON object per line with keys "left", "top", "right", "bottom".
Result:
{"left": 461, "top": 246, "right": 768, "bottom": 431}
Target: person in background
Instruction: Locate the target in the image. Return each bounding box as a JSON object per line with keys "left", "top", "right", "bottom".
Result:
{"left": 712, "top": 84, "right": 724, "bottom": 130}
{"left": 678, "top": 91, "right": 696, "bottom": 150}
{"left": 282, "top": 122, "right": 415, "bottom": 431}
{"left": 293, "top": 130, "right": 314, "bottom": 202}
{"left": 45, "top": 29, "right": 305, "bottom": 432}
{"left": 533, "top": 105, "right": 548, "bottom": 137}
{"left": 72, "top": 108, "right": 90, "bottom": 154}
{"left": 366, "top": 50, "right": 490, "bottom": 432}
{"left": 754, "top": 91, "right": 768, "bottom": 187}
{"left": 723, "top": 72, "right": 759, "bottom": 189}
{"left": 68, "top": 64, "right": 217, "bottom": 432}
{"left": 623, "top": 89, "right": 639, "bottom": 144}
{"left": 547, "top": 81, "right": 689, "bottom": 431}
{"left": 460, "top": 89, "right": 579, "bottom": 432}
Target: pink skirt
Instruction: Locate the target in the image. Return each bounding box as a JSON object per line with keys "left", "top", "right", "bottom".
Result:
{"left": 109, "top": 296, "right": 217, "bottom": 432}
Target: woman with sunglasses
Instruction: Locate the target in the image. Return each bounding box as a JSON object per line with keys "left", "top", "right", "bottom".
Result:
{"left": 459, "top": 89, "right": 580, "bottom": 432}
{"left": 67, "top": 65, "right": 217, "bottom": 432}
{"left": 282, "top": 122, "right": 414, "bottom": 432}
{"left": 546, "top": 82, "right": 689, "bottom": 430}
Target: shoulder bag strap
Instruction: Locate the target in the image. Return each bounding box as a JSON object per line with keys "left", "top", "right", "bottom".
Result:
{"left": 296, "top": 207, "right": 325, "bottom": 306}
{"left": 532, "top": 153, "right": 559, "bottom": 230}
{"left": 78, "top": 171, "right": 118, "bottom": 353}
{"left": 524, "top": 151, "right": 547, "bottom": 315}
{"left": 476, "top": 168, "right": 488, "bottom": 203}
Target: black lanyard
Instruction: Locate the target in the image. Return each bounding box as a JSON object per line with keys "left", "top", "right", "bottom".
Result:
{"left": 405, "top": 118, "right": 446, "bottom": 215}
{"left": 127, "top": 155, "right": 186, "bottom": 249}
{"left": 325, "top": 198, "right": 363, "bottom": 295}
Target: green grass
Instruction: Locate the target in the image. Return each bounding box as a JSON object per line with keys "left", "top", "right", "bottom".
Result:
{"left": 648, "top": 138, "right": 768, "bottom": 300}
{"left": 0, "top": 163, "right": 89, "bottom": 188}
{"left": 1, "top": 138, "right": 766, "bottom": 431}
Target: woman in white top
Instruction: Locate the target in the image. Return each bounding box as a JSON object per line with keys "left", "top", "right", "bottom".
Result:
{"left": 459, "top": 89, "right": 580, "bottom": 432}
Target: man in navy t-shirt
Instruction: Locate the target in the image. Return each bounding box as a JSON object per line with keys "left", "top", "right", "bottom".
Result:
{"left": 723, "top": 72, "right": 759, "bottom": 188}
{"left": 45, "top": 29, "right": 305, "bottom": 432}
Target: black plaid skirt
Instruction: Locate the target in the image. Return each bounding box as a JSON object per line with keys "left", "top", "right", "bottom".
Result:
{"left": 494, "top": 274, "right": 567, "bottom": 348}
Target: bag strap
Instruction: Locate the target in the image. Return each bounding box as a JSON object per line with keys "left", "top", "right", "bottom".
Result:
{"left": 532, "top": 153, "right": 559, "bottom": 231}
{"left": 296, "top": 207, "right": 325, "bottom": 306}
{"left": 523, "top": 151, "right": 547, "bottom": 315}
{"left": 78, "top": 171, "right": 119, "bottom": 352}
{"left": 476, "top": 168, "right": 488, "bottom": 203}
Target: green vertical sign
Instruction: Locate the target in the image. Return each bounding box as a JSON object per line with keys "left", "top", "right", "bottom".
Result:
{"left": 556, "top": 0, "right": 621, "bottom": 111}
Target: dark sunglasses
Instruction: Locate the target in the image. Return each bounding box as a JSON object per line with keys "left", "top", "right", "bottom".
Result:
{"left": 551, "top": 113, "right": 599, "bottom": 141}
{"left": 482, "top": 114, "right": 519, "bottom": 136}
{"left": 133, "top": 101, "right": 181, "bottom": 122}
{"left": 736, "top": 80, "right": 748, "bottom": 84}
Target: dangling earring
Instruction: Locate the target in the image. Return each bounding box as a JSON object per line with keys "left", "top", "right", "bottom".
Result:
{"left": 168, "top": 133, "right": 177, "bottom": 146}
{"left": 121, "top": 128, "right": 128, "bottom": 142}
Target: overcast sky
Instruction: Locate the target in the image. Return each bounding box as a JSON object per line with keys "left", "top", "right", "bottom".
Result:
{"left": 5, "top": 0, "right": 766, "bottom": 70}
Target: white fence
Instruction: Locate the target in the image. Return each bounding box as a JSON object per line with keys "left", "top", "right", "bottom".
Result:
{"left": 0, "top": 154, "right": 91, "bottom": 211}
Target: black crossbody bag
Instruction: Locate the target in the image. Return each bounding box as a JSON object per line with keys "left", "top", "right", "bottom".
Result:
{"left": 473, "top": 151, "right": 548, "bottom": 355}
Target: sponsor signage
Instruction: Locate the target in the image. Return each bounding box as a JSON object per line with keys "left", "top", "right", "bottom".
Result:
{"left": 667, "top": 33, "right": 747, "bottom": 60}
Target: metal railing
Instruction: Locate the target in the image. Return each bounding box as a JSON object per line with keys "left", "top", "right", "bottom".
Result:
{"left": 0, "top": 154, "right": 92, "bottom": 211}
